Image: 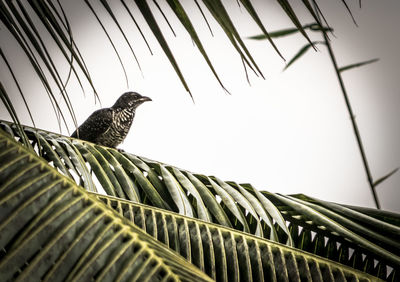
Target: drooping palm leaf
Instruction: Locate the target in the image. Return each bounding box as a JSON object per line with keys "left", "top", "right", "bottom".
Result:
{"left": 201, "top": 0, "right": 264, "bottom": 78}
{"left": 274, "top": 0, "right": 315, "bottom": 48}
{"left": 1, "top": 0, "right": 350, "bottom": 126}
{"left": 165, "top": 0, "right": 229, "bottom": 93}
{"left": 276, "top": 193, "right": 399, "bottom": 261}
{"left": 0, "top": 82, "right": 32, "bottom": 149}
{"left": 0, "top": 49, "right": 36, "bottom": 128}
{"left": 1, "top": 0, "right": 92, "bottom": 131}
{"left": 238, "top": 0, "right": 284, "bottom": 60}
{"left": 1, "top": 120, "right": 399, "bottom": 280}
{"left": 96, "top": 192, "right": 384, "bottom": 282}
{"left": 0, "top": 127, "right": 213, "bottom": 282}
{"left": 341, "top": 204, "right": 400, "bottom": 227}
{"left": 84, "top": 0, "right": 131, "bottom": 88}
{"left": 0, "top": 127, "right": 385, "bottom": 281}
{"left": 0, "top": 120, "right": 290, "bottom": 243}
{"left": 292, "top": 194, "right": 400, "bottom": 252}
{"left": 259, "top": 189, "right": 400, "bottom": 280}
{"left": 283, "top": 41, "right": 325, "bottom": 71}
{"left": 135, "top": 0, "right": 193, "bottom": 97}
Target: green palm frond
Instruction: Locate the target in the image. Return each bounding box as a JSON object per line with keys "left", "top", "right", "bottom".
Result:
{"left": 1, "top": 1, "right": 350, "bottom": 127}
{"left": 260, "top": 190, "right": 400, "bottom": 278}
{"left": 96, "top": 192, "right": 383, "bottom": 282}
{"left": 0, "top": 128, "right": 385, "bottom": 281}
{"left": 2, "top": 120, "right": 399, "bottom": 280}
{"left": 1, "top": 120, "right": 292, "bottom": 244}
{"left": 0, "top": 127, "right": 213, "bottom": 282}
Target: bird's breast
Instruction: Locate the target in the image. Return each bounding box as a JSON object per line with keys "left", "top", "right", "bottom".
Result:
{"left": 112, "top": 110, "right": 135, "bottom": 136}
{"left": 96, "top": 109, "right": 135, "bottom": 147}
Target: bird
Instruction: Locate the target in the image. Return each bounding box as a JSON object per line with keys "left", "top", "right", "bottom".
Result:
{"left": 71, "top": 91, "right": 151, "bottom": 148}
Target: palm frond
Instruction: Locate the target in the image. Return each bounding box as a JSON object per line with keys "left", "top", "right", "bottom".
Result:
{"left": 0, "top": 127, "right": 385, "bottom": 281}
{"left": 0, "top": 127, "right": 213, "bottom": 282}
{"left": 1, "top": 120, "right": 399, "bottom": 280}
{"left": 1, "top": 1, "right": 348, "bottom": 124}
{"left": 97, "top": 192, "right": 383, "bottom": 281}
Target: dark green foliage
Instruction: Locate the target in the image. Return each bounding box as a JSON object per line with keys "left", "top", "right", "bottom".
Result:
{"left": 1, "top": 120, "right": 399, "bottom": 280}
{"left": 0, "top": 128, "right": 213, "bottom": 281}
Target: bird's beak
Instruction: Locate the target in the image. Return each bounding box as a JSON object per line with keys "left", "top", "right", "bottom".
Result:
{"left": 140, "top": 96, "right": 152, "bottom": 103}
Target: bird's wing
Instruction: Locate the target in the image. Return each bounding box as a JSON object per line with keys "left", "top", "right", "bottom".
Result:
{"left": 71, "top": 108, "right": 113, "bottom": 142}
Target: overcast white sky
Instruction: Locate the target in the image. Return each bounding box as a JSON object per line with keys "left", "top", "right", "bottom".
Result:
{"left": 1, "top": 0, "right": 399, "bottom": 212}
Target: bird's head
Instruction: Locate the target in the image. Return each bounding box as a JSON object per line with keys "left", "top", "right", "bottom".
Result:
{"left": 113, "top": 92, "right": 152, "bottom": 110}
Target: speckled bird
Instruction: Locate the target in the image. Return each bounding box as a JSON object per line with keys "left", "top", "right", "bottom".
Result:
{"left": 71, "top": 92, "right": 151, "bottom": 148}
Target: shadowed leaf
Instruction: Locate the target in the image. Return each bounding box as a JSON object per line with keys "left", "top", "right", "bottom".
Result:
{"left": 239, "top": 0, "right": 284, "bottom": 59}
{"left": 135, "top": 0, "right": 192, "bottom": 98}
{"left": 166, "top": 0, "right": 229, "bottom": 93}
{"left": 341, "top": 0, "right": 358, "bottom": 26}
{"left": 201, "top": 0, "right": 264, "bottom": 78}
{"left": 0, "top": 83, "right": 31, "bottom": 148}
{"left": 84, "top": 0, "right": 130, "bottom": 88}
{"left": 194, "top": 0, "right": 214, "bottom": 36}
{"left": 248, "top": 23, "right": 332, "bottom": 40}
{"left": 339, "top": 58, "right": 379, "bottom": 73}
{"left": 283, "top": 41, "right": 324, "bottom": 70}
{"left": 275, "top": 0, "right": 315, "bottom": 48}
{"left": 374, "top": 168, "right": 399, "bottom": 188}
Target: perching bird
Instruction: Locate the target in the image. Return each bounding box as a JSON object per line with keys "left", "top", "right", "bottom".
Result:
{"left": 71, "top": 92, "right": 151, "bottom": 148}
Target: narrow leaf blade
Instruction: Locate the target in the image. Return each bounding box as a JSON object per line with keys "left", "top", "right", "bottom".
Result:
{"left": 374, "top": 168, "right": 399, "bottom": 188}
{"left": 339, "top": 58, "right": 379, "bottom": 73}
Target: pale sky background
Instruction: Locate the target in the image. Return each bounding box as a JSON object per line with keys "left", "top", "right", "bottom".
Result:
{"left": 1, "top": 0, "right": 399, "bottom": 212}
